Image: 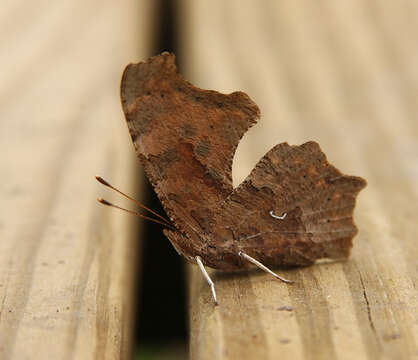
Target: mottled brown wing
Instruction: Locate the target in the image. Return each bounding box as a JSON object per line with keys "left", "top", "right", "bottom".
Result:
{"left": 205, "top": 141, "right": 367, "bottom": 270}
{"left": 120, "top": 53, "right": 367, "bottom": 270}
{"left": 120, "top": 53, "right": 260, "bottom": 243}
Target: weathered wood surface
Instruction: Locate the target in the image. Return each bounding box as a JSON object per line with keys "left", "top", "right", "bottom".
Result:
{"left": 182, "top": 1, "right": 418, "bottom": 359}
{"left": 0, "top": 0, "right": 152, "bottom": 358}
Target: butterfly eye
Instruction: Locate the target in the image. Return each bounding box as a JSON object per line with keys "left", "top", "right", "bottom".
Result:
{"left": 269, "top": 210, "right": 287, "bottom": 220}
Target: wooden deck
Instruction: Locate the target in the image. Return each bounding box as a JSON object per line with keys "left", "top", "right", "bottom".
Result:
{"left": 183, "top": 1, "right": 418, "bottom": 359}
{"left": 1, "top": 0, "right": 417, "bottom": 359}
{"left": 0, "top": 0, "right": 152, "bottom": 358}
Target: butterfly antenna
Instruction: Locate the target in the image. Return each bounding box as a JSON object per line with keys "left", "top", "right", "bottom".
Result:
{"left": 95, "top": 175, "right": 173, "bottom": 227}
{"left": 97, "top": 197, "right": 177, "bottom": 231}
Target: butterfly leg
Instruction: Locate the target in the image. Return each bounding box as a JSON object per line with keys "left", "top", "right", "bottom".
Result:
{"left": 195, "top": 256, "right": 219, "bottom": 306}
{"left": 238, "top": 251, "right": 293, "bottom": 284}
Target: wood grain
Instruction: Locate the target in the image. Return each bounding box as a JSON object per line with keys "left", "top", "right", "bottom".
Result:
{"left": 181, "top": 1, "right": 418, "bottom": 359}
{"left": 0, "top": 0, "right": 153, "bottom": 358}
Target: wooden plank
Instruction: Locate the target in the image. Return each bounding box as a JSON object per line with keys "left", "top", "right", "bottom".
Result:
{"left": 181, "top": 1, "right": 418, "bottom": 359}
{"left": 0, "top": 0, "right": 153, "bottom": 358}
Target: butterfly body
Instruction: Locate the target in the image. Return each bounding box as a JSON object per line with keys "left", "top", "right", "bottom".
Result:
{"left": 120, "top": 53, "right": 366, "bottom": 271}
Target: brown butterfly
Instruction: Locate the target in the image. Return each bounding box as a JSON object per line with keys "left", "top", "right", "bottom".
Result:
{"left": 98, "top": 53, "right": 366, "bottom": 305}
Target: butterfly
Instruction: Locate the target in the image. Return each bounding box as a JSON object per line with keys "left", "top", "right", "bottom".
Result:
{"left": 98, "top": 52, "right": 366, "bottom": 305}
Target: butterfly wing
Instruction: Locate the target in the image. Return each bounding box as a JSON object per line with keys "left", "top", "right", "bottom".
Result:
{"left": 208, "top": 141, "right": 366, "bottom": 269}
{"left": 121, "top": 53, "right": 260, "bottom": 251}
{"left": 120, "top": 53, "right": 367, "bottom": 269}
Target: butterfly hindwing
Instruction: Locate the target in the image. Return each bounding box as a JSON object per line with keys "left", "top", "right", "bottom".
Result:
{"left": 209, "top": 142, "right": 366, "bottom": 268}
